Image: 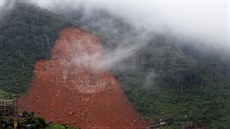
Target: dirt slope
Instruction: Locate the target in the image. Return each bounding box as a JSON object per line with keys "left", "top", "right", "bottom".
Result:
{"left": 18, "top": 27, "right": 145, "bottom": 129}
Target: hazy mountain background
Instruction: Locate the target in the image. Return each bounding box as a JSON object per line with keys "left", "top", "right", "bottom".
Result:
{"left": 0, "top": 0, "right": 229, "bottom": 128}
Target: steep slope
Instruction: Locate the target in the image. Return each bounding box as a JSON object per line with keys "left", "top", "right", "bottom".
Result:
{"left": 61, "top": 9, "right": 230, "bottom": 128}
{"left": 0, "top": 2, "right": 70, "bottom": 94}
{"left": 18, "top": 27, "right": 145, "bottom": 129}
{"left": 2, "top": 2, "right": 230, "bottom": 128}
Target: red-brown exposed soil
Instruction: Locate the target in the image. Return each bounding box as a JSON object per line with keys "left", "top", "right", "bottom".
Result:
{"left": 17, "top": 27, "right": 145, "bottom": 129}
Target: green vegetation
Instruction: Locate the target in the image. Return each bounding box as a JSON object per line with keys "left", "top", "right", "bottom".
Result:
{"left": 116, "top": 43, "right": 230, "bottom": 128}
{"left": 46, "top": 124, "right": 76, "bottom": 129}
{"left": 0, "top": 111, "right": 77, "bottom": 129}
{"left": 0, "top": 2, "right": 70, "bottom": 94}
{"left": 64, "top": 9, "right": 230, "bottom": 128}
{"left": 0, "top": 2, "right": 230, "bottom": 129}
{"left": 0, "top": 89, "right": 17, "bottom": 99}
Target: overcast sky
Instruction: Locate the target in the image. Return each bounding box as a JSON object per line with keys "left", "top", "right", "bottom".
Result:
{"left": 0, "top": 0, "right": 229, "bottom": 49}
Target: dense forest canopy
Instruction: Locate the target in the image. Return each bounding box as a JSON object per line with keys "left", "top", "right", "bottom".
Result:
{"left": 0, "top": 2, "right": 70, "bottom": 94}
{"left": 0, "top": 2, "right": 230, "bottom": 128}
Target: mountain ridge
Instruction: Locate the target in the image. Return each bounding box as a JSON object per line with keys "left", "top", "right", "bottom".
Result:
{"left": 0, "top": 2, "right": 230, "bottom": 128}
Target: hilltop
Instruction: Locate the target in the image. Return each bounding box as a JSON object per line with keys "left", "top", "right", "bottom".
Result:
{"left": 18, "top": 27, "right": 145, "bottom": 128}
{"left": 0, "top": 2, "right": 230, "bottom": 129}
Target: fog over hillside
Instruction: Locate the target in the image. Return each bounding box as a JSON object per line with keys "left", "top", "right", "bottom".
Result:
{"left": 30, "top": 0, "right": 229, "bottom": 48}
{"left": 0, "top": 0, "right": 229, "bottom": 72}
{"left": 0, "top": 0, "right": 229, "bottom": 53}
{"left": 0, "top": 1, "right": 230, "bottom": 128}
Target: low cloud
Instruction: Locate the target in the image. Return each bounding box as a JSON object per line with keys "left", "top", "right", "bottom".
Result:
{"left": 1, "top": 0, "right": 229, "bottom": 70}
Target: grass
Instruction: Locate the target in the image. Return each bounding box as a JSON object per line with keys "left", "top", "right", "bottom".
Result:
{"left": 0, "top": 89, "right": 17, "bottom": 99}
{"left": 45, "top": 124, "right": 78, "bottom": 129}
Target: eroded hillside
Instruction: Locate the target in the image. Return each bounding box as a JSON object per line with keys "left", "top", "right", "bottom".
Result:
{"left": 18, "top": 27, "right": 145, "bottom": 129}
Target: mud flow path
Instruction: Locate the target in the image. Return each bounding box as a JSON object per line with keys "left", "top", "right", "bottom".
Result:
{"left": 18, "top": 27, "right": 145, "bottom": 129}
